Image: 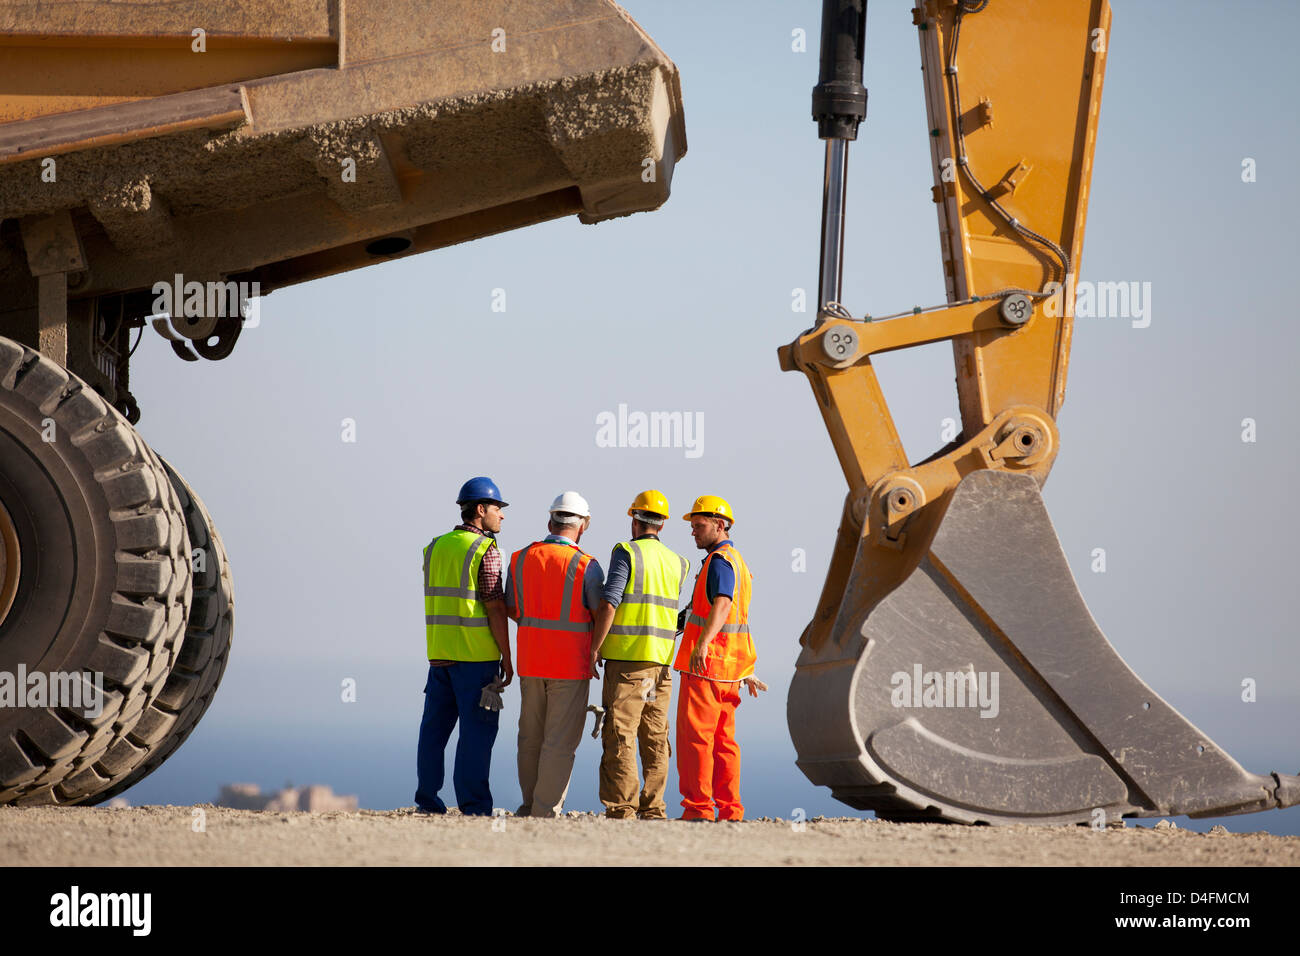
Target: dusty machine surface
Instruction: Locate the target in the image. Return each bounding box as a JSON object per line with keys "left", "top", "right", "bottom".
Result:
{"left": 0, "top": 0, "right": 685, "bottom": 805}
{"left": 782, "top": 0, "right": 1298, "bottom": 824}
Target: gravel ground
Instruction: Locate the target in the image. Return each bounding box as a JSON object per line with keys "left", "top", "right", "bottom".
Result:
{"left": 1, "top": 806, "right": 1297, "bottom": 866}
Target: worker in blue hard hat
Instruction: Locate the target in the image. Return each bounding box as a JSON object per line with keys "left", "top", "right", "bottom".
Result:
{"left": 415, "top": 476, "right": 513, "bottom": 815}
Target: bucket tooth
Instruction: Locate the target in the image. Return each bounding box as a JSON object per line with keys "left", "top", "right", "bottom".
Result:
{"left": 1273, "top": 773, "right": 1300, "bottom": 810}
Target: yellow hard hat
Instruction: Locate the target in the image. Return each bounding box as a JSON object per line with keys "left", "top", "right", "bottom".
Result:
{"left": 683, "top": 495, "right": 735, "bottom": 525}
{"left": 628, "top": 489, "right": 670, "bottom": 520}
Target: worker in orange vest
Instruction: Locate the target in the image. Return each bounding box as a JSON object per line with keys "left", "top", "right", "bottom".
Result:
{"left": 673, "top": 495, "right": 767, "bottom": 822}
{"left": 505, "top": 491, "right": 605, "bottom": 817}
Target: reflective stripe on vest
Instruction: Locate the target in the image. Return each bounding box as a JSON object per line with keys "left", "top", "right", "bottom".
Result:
{"left": 673, "top": 542, "right": 755, "bottom": 681}
{"left": 603, "top": 538, "right": 688, "bottom": 665}
{"left": 511, "top": 541, "right": 594, "bottom": 680}
{"left": 423, "top": 529, "right": 499, "bottom": 662}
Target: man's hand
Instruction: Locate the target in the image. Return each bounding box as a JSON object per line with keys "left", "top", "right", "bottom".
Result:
{"left": 743, "top": 676, "right": 768, "bottom": 698}
{"left": 691, "top": 596, "right": 730, "bottom": 675}
{"left": 589, "top": 650, "right": 602, "bottom": 680}
{"left": 499, "top": 656, "right": 514, "bottom": 688}
{"left": 690, "top": 639, "right": 709, "bottom": 676}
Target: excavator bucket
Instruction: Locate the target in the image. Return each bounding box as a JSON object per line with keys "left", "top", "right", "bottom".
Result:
{"left": 791, "top": 470, "right": 1300, "bottom": 824}
{"left": 784, "top": 0, "right": 1297, "bottom": 825}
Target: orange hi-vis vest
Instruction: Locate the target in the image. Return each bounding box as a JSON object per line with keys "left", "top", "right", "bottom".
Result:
{"left": 510, "top": 540, "right": 595, "bottom": 680}
{"left": 673, "top": 542, "right": 755, "bottom": 682}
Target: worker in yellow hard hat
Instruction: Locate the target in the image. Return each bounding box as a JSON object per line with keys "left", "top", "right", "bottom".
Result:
{"left": 590, "top": 490, "right": 690, "bottom": 819}
{"left": 672, "top": 495, "right": 766, "bottom": 821}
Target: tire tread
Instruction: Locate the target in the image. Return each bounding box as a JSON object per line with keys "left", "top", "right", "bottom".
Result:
{"left": 0, "top": 337, "right": 192, "bottom": 805}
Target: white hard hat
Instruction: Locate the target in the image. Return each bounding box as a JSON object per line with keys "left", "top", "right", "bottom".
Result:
{"left": 549, "top": 491, "right": 591, "bottom": 519}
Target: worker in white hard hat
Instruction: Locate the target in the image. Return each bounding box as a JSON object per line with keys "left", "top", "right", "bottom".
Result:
{"left": 504, "top": 491, "right": 606, "bottom": 817}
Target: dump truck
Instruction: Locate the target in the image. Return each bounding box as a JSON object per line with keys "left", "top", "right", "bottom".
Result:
{"left": 0, "top": 0, "right": 685, "bottom": 805}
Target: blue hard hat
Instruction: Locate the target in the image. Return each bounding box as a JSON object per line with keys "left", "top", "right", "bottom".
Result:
{"left": 456, "top": 476, "right": 508, "bottom": 507}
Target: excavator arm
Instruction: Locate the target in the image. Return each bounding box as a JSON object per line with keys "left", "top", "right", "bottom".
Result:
{"left": 781, "top": 0, "right": 1299, "bottom": 824}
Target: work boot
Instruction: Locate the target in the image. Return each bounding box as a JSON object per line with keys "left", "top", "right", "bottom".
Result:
{"left": 605, "top": 808, "right": 635, "bottom": 820}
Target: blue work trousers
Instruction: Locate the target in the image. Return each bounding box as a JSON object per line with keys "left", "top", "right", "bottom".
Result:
{"left": 415, "top": 660, "right": 501, "bottom": 815}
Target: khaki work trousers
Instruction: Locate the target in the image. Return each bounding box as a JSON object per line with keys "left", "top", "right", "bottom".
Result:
{"left": 517, "top": 676, "right": 590, "bottom": 817}
{"left": 599, "top": 660, "right": 673, "bottom": 819}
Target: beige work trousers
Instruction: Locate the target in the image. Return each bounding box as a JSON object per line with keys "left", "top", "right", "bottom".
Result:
{"left": 599, "top": 660, "right": 673, "bottom": 819}
{"left": 517, "top": 676, "right": 590, "bottom": 818}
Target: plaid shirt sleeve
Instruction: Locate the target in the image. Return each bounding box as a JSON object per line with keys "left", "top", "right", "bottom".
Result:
{"left": 477, "top": 541, "right": 504, "bottom": 603}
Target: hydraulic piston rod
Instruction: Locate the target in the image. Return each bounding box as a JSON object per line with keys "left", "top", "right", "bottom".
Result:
{"left": 813, "top": 0, "right": 868, "bottom": 316}
{"left": 819, "top": 140, "right": 850, "bottom": 315}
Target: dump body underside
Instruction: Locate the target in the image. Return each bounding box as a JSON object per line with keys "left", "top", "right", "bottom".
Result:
{"left": 0, "top": 0, "right": 685, "bottom": 409}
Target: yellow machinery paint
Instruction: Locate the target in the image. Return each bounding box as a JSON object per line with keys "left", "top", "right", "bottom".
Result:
{"left": 781, "top": 0, "right": 1298, "bottom": 824}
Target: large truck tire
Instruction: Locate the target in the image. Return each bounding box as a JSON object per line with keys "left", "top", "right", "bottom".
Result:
{"left": 0, "top": 336, "right": 192, "bottom": 805}
{"left": 90, "top": 458, "right": 234, "bottom": 803}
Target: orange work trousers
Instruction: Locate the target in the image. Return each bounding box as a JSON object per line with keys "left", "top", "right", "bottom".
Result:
{"left": 675, "top": 672, "right": 743, "bottom": 821}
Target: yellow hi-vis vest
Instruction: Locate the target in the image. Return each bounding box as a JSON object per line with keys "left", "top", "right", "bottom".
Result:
{"left": 423, "top": 528, "right": 499, "bottom": 661}
{"left": 602, "top": 537, "right": 688, "bottom": 665}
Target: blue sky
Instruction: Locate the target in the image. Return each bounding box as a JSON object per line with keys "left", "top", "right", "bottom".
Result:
{"left": 118, "top": 1, "right": 1299, "bottom": 835}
